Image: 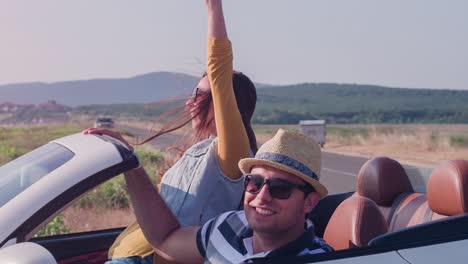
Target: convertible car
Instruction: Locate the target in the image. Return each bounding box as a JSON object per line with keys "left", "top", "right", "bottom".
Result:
{"left": 0, "top": 133, "right": 467, "bottom": 263}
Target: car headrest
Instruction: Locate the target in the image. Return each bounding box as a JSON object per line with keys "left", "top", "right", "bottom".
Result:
{"left": 323, "top": 196, "right": 388, "bottom": 250}
{"left": 427, "top": 160, "right": 468, "bottom": 216}
{"left": 357, "top": 157, "right": 413, "bottom": 206}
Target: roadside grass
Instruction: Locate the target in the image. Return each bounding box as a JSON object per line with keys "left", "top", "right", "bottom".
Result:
{"left": 328, "top": 127, "right": 370, "bottom": 142}
{"left": 62, "top": 207, "right": 135, "bottom": 233}
{"left": 450, "top": 135, "right": 468, "bottom": 148}
{"left": 75, "top": 146, "right": 164, "bottom": 210}
{"left": 323, "top": 124, "right": 468, "bottom": 165}
{"left": 254, "top": 124, "right": 468, "bottom": 165}
{"left": 0, "top": 114, "right": 11, "bottom": 122}
{"left": 35, "top": 144, "right": 164, "bottom": 236}
{"left": 34, "top": 213, "right": 70, "bottom": 237}
{"left": 50, "top": 144, "right": 164, "bottom": 234}
{"left": 0, "top": 125, "right": 83, "bottom": 165}
{"left": 253, "top": 124, "right": 297, "bottom": 143}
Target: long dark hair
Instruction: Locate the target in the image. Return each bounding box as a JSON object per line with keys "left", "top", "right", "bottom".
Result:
{"left": 137, "top": 72, "right": 258, "bottom": 175}
{"left": 232, "top": 72, "right": 258, "bottom": 153}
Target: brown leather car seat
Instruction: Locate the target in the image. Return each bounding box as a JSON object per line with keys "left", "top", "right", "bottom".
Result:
{"left": 357, "top": 157, "right": 416, "bottom": 225}
{"left": 323, "top": 158, "right": 468, "bottom": 250}
{"left": 323, "top": 196, "right": 387, "bottom": 250}
{"left": 428, "top": 160, "right": 468, "bottom": 217}
{"left": 406, "top": 160, "right": 468, "bottom": 225}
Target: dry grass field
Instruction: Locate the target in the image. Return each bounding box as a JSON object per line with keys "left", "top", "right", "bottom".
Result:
{"left": 254, "top": 124, "right": 468, "bottom": 167}
{"left": 63, "top": 207, "right": 135, "bottom": 233}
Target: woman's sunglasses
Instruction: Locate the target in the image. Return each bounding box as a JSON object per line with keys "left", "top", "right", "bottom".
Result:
{"left": 191, "top": 87, "right": 211, "bottom": 102}
{"left": 243, "top": 174, "right": 315, "bottom": 200}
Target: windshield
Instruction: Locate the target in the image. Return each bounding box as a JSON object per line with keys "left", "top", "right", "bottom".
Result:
{"left": 0, "top": 143, "right": 74, "bottom": 207}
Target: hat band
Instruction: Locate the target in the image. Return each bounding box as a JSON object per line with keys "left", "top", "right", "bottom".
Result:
{"left": 255, "top": 152, "right": 319, "bottom": 181}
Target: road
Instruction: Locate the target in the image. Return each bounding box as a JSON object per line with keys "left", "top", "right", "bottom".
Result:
{"left": 122, "top": 125, "right": 431, "bottom": 194}
{"left": 321, "top": 152, "right": 366, "bottom": 194}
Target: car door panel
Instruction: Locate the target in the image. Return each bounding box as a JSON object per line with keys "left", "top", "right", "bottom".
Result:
{"left": 32, "top": 228, "right": 124, "bottom": 263}
{"left": 315, "top": 251, "right": 407, "bottom": 264}
{"left": 398, "top": 238, "right": 468, "bottom": 264}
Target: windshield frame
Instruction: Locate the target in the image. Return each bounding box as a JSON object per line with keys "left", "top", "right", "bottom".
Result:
{"left": 0, "top": 143, "right": 74, "bottom": 208}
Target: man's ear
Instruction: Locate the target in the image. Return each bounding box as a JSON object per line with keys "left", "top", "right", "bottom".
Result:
{"left": 304, "top": 192, "right": 321, "bottom": 214}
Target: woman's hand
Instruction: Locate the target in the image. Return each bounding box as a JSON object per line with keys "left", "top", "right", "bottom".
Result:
{"left": 205, "top": 0, "right": 227, "bottom": 38}
{"left": 82, "top": 128, "right": 133, "bottom": 151}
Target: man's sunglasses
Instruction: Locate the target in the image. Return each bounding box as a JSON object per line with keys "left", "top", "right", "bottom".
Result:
{"left": 243, "top": 174, "right": 315, "bottom": 200}
{"left": 191, "top": 87, "right": 211, "bottom": 102}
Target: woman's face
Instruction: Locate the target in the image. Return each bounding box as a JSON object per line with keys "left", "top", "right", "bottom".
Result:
{"left": 187, "top": 76, "right": 214, "bottom": 131}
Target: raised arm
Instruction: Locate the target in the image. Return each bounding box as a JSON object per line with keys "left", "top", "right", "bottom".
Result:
{"left": 83, "top": 129, "right": 201, "bottom": 262}
{"left": 206, "top": 0, "right": 251, "bottom": 180}
{"left": 206, "top": 0, "right": 227, "bottom": 38}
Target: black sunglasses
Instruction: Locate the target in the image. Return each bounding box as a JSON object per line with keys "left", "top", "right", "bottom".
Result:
{"left": 191, "top": 87, "right": 211, "bottom": 102}
{"left": 243, "top": 174, "right": 315, "bottom": 200}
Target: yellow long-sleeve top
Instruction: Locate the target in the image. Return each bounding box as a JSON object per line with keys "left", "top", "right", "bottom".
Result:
{"left": 109, "top": 38, "right": 250, "bottom": 259}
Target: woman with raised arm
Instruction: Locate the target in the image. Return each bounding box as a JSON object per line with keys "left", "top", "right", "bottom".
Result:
{"left": 84, "top": 1, "right": 258, "bottom": 263}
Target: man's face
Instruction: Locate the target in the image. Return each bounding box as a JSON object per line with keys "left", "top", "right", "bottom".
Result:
{"left": 244, "top": 165, "right": 320, "bottom": 237}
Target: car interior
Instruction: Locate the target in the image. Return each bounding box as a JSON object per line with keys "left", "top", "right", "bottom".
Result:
{"left": 300, "top": 157, "right": 468, "bottom": 262}
{"left": 24, "top": 157, "right": 468, "bottom": 263}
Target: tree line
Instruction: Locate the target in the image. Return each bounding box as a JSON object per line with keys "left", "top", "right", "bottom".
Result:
{"left": 75, "top": 82, "right": 468, "bottom": 124}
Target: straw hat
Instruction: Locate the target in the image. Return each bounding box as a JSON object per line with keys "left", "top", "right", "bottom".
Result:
{"left": 239, "top": 129, "right": 328, "bottom": 197}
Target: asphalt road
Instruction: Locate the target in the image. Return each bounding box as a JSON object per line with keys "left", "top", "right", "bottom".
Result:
{"left": 122, "top": 125, "right": 430, "bottom": 195}
{"left": 321, "top": 152, "right": 367, "bottom": 194}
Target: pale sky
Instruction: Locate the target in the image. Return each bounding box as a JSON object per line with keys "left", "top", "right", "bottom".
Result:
{"left": 1, "top": 0, "right": 467, "bottom": 89}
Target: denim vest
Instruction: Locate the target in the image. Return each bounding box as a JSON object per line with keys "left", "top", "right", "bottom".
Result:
{"left": 159, "top": 137, "right": 245, "bottom": 226}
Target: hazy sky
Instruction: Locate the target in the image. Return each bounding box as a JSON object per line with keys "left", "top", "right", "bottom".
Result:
{"left": 1, "top": 0, "right": 467, "bottom": 89}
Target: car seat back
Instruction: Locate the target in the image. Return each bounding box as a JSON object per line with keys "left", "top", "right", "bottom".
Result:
{"left": 323, "top": 196, "right": 387, "bottom": 250}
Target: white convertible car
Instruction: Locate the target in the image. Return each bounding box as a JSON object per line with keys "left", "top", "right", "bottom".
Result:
{"left": 0, "top": 133, "right": 467, "bottom": 263}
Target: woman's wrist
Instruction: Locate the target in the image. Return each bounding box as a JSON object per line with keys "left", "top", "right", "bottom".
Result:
{"left": 126, "top": 153, "right": 143, "bottom": 175}
{"left": 134, "top": 153, "right": 142, "bottom": 169}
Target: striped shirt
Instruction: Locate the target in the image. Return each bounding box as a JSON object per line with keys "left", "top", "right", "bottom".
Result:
{"left": 196, "top": 211, "right": 333, "bottom": 264}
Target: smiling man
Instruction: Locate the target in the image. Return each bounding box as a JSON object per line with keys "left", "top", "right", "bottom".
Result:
{"left": 123, "top": 129, "right": 333, "bottom": 263}
{"left": 196, "top": 129, "right": 333, "bottom": 262}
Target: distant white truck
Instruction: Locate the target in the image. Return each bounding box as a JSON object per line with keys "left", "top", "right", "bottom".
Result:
{"left": 299, "top": 120, "right": 326, "bottom": 147}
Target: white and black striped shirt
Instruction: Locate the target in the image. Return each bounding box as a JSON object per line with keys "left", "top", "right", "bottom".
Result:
{"left": 196, "top": 211, "right": 333, "bottom": 264}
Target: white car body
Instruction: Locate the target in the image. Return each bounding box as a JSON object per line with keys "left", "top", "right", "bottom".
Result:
{"left": 0, "top": 133, "right": 137, "bottom": 263}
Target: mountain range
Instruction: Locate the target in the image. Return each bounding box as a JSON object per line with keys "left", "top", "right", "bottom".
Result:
{"left": 0, "top": 72, "right": 200, "bottom": 106}
{"left": 0, "top": 72, "right": 275, "bottom": 106}
{"left": 2, "top": 72, "right": 468, "bottom": 124}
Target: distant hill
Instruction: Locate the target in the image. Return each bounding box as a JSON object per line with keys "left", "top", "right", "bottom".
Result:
{"left": 3, "top": 73, "right": 468, "bottom": 124}
{"left": 72, "top": 82, "right": 468, "bottom": 124}
{"left": 254, "top": 83, "right": 468, "bottom": 124}
{"left": 0, "top": 72, "right": 199, "bottom": 106}
{"left": 0, "top": 72, "right": 272, "bottom": 107}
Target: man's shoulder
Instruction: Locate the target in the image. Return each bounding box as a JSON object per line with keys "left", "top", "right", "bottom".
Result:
{"left": 307, "top": 236, "right": 334, "bottom": 254}
{"left": 208, "top": 210, "right": 248, "bottom": 231}
{"left": 197, "top": 210, "right": 252, "bottom": 262}
{"left": 201, "top": 210, "right": 246, "bottom": 231}
{"left": 301, "top": 231, "right": 334, "bottom": 254}
{"left": 265, "top": 229, "right": 333, "bottom": 260}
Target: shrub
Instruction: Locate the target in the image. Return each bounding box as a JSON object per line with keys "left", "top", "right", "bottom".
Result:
{"left": 34, "top": 214, "right": 70, "bottom": 237}
{"left": 76, "top": 148, "right": 164, "bottom": 209}
{"left": 450, "top": 135, "right": 468, "bottom": 147}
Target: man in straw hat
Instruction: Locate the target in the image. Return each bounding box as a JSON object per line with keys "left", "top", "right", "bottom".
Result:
{"left": 123, "top": 129, "right": 333, "bottom": 263}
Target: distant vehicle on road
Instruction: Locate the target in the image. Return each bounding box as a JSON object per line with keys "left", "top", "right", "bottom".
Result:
{"left": 299, "top": 119, "right": 326, "bottom": 147}
{"left": 94, "top": 117, "right": 114, "bottom": 128}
